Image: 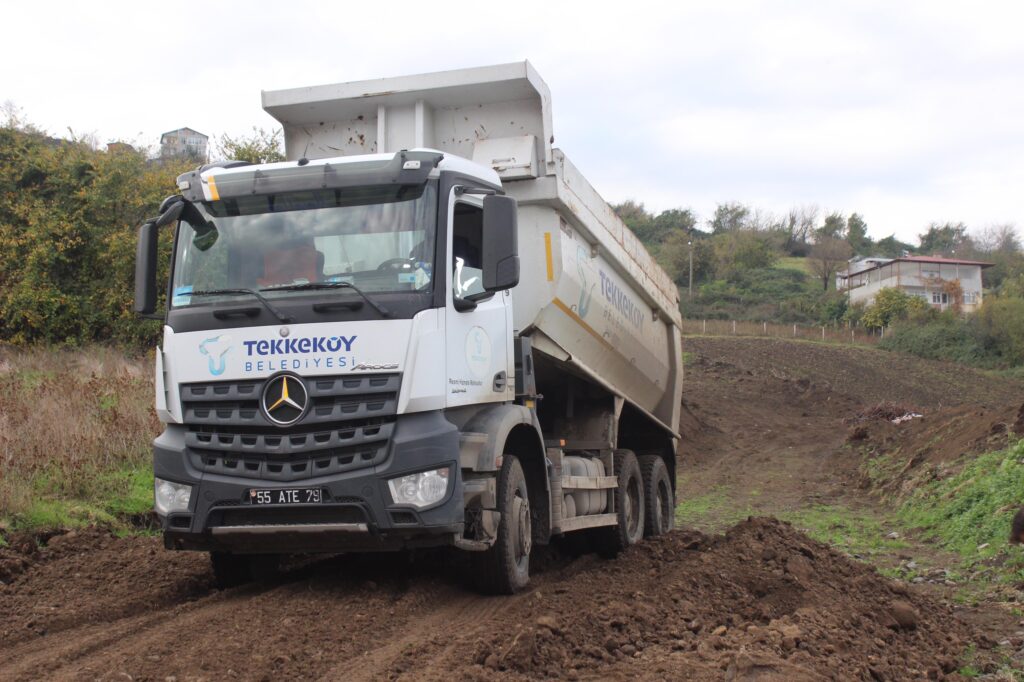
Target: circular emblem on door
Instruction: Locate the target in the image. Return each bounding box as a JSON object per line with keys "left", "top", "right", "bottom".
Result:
{"left": 261, "top": 373, "right": 309, "bottom": 426}
{"left": 465, "top": 326, "right": 492, "bottom": 380}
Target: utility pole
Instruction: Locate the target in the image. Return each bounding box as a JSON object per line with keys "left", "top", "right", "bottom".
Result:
{"left": 688, "top": 240, "right": 693, "bottom": 300}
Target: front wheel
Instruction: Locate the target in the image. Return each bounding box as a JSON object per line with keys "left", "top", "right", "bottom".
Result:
{"left": 593, "top": 449, "right": 645, "bottom": 558}
{"left": 474, "top": 455, "right": 531, "bottom": 594}
{"left": 209, "top": 552, "right": 281, "bottom": 589}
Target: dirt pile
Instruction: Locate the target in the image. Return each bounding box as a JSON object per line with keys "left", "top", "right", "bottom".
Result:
{"left": 848, "top": 401, "right": 1024, "bottom": 495}
{"left": 456, "top": 518, "right": 979, "bottom": 680}
{"left": 845, "top": 402, "right": 923, "bottom": 426}
{"left": 0, "top": 518, "right": 987, "bottom": 681}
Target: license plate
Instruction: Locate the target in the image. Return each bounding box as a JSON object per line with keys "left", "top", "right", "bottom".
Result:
{"left": 248, "top": 487, "right": 323, "bottom": 505}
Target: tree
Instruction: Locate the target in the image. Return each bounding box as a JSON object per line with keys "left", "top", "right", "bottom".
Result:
{"left": 712, "top": 230, "right": 777, "bottom": 279}
{"left": 651, "top": 208, "right": 697, "bottom": 242}
{"left": 613, "top": 203, "right": 699, "bottom": 250}
{"left": 216, "top": 127, "right": 286, "bottom": 164}
{"left": 809, "top": 236, "right": 852, "bottom": 291}
{"left": 709, "top": 202, "right": 750, "bottom": 234}
{"left": 613, "top": 200, "right": 653, "bottom": 241}
{"left": 818, "top": 211, "right": 847, "bottom": 240}
{"left": 658, "top": 231, "right": 715, "bottom": 285}
{"left": 875, "top": 234, "right": 914, "bottom": 258}
{"left": 846, "top": 213, "right": 871, "bottom": 255}
{"left": 977, "top": 295, "right": 1024, "bottom": 366}
{"left": 779, "top": 205, "right": 818, "bottom": 256}
{"left": 971, "top": 224, "right": 1023, "bottom": 290}
{"left": 918, "top": 221, "right": 969, "bottom": 256}
{"left": 0, "top": 121, "right": 191, "bottom": 346}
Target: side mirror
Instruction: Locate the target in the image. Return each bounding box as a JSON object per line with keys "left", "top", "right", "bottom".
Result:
{"left": 481, "top": 195, "right": 519, "bottom": 292}
{"left": 134, "top": 220, "right": 159, "bottom": 315}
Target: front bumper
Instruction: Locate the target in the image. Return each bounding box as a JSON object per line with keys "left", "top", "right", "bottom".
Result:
{"left": 155, "top": 411, "right": 464, "bottom": 553}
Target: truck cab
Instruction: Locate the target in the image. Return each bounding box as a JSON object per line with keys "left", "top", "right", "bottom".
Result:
{"left": 136, "top": 63, "right": 683, "bottom": 593}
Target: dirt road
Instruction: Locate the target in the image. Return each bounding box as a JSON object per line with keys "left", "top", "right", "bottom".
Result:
{"left": 1, "top": 338, "right": 1021, "bottom": 680}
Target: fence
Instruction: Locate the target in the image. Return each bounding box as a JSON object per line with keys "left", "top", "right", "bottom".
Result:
{"left": 680, "top": 318, "right": 885, "bottom": 346}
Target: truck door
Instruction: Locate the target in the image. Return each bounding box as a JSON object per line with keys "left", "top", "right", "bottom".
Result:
{"left": 444, "top": 193, "right": 513, "bottom": 408}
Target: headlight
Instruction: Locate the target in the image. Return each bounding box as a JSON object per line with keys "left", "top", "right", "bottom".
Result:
{"left": 154, "top": 477, "right": 193, "bottom": 516}
{"left": 387, "top": 467, "right": 451, "bottom": 509}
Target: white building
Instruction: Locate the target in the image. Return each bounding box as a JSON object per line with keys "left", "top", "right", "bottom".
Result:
{"left": 160, "top": 127, "right": 208, "bottom": 161}
{"left": 838, "top": 256, "right": 992, "bottom": 312}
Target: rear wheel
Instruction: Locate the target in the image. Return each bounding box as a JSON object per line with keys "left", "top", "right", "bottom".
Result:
{"left": 639, "top": 455, "right": 674, "bottom": 537}
{"left": 474, "top": 455, "right": 531, "bottom": 594}
{"left": 593, "top": 449, "right": 645, "bottom": 558}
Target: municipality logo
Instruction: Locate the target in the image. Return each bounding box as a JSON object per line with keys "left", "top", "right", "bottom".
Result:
{"left": 199, "top": 335, "right": 232, "bottom": 376}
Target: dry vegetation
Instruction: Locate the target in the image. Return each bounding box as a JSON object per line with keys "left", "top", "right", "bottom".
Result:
{"left": 0, "top": 346, "right": 159, "bottom": 527}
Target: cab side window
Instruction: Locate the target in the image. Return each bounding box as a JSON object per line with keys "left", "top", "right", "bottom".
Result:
{"left": 453, "top": 203, "right": 485, "bottom": 299}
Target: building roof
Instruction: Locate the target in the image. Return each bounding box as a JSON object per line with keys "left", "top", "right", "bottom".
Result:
{"left": 899, "top": 255, "right": 993, "bottom": 266}
{"left": 840, "top": 255, "right": 994, "bottom": 279}
{"left": 160, "top": 127, "right": 208, "bottom": 140}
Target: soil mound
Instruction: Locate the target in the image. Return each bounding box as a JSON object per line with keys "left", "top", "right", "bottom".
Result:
{"left": 0, "top": 519, "right": 983, "bottom": 681}
{"left": 452, "top": 518, "right": 977, "bottom": 680}
{"left": 845, "top": 401, "right": 923, "bottom": 426}
{"left": 849, "top": 402, "right": 1024, "bottom": 495}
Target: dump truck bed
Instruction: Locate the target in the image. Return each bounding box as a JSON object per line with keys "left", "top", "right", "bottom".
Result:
{"left": 263, "top": 61, "right": 682, "bottom": 434}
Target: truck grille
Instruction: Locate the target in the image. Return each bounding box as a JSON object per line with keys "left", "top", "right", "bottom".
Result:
{"left": 180, "top": 373, "right": 400, "bottom": 482}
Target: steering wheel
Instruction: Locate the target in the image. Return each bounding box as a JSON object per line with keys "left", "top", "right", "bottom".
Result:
{"left": 377, "top": 258, "right": 416, "bottom": 271}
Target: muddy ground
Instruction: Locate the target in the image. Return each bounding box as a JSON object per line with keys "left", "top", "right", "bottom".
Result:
{"left": 1, "top": 337, "right": 1022, "bottom": 681}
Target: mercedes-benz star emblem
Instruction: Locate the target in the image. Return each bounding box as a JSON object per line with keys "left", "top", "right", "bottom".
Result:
{"left": 261, "top": 373, "right": 309, "bottom": 426}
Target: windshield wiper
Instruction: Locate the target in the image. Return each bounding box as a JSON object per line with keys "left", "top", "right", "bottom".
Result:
{"left": 190, "top": 288, "right": 292, "bottom": 323}
{"left": 261, "top": 281, "right": 391, "bottom": 318}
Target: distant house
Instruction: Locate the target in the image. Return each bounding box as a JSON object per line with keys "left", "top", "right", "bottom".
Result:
{"left": 837, "top": 256, "right": 993, "bottom": 312}
{"left": 160, "top": 127, "right": 208, "bottom": 161}
{"left": 106, "top": 141, "right": 136, "bottom": 154}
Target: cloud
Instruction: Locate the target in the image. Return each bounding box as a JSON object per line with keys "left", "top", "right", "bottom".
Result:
{"left": 2, "top": 0, "right": 1021, "bottom": 242}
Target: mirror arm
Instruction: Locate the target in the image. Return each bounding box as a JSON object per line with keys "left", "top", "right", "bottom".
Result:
{"left": 453, "top": 296, "right": 478, "bottom": 312}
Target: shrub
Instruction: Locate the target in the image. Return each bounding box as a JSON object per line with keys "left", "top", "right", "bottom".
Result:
{"left": 0, "top": 125, "right": 189, "bottom": 347}
{"left": 861, "top": 288, "right": 928, "bottom": 329}
{"left": 880, "top": 314, "right": 996, "bottom": 367}
{"left": 880, "top": 295, "right": 1024, "bottom": 369}
{"left": 975, "top": 295, "right": 1024, "bottom": 366}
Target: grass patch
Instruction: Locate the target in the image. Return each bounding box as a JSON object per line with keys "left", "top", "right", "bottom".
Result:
{"left": 898, "top": 439, "right": 1024, "bottom": 558}
{"left": 0, "top": 345, "right": 158, "bottom": 531}
{"left": 779, "top": 504, "right": 909, "bottom": 558}
{"left": 7, "top": 465, "right": 154, "bottom": 532}
{"left": 775, "top": 256, "right": 811, "bottom": 274}
{"left": 675, "top": 486, "right": 753, "bottom": 531}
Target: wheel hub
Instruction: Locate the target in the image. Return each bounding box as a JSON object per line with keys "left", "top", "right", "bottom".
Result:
{"left": 513, "top": 495, "right": 531, "bottom": 558}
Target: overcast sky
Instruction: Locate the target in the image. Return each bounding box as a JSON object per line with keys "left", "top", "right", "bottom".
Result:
{"left": 3, "top": 1, "right": 1021, "bottom": 243}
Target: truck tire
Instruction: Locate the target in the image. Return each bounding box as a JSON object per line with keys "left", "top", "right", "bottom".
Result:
{"left": 639, "top": 455, "right": 674, "bottom": 537}
{"left": 210, "top": 551, "right": 252, "bottom": 589}
{"left": 593, "top": 450, "right": 645, "bottom": 558}
{"left": 474, "top": 455, "right": 531, "bottom": 594}
{"left": 210, "top": 552, "right": 281, "bottom": 588}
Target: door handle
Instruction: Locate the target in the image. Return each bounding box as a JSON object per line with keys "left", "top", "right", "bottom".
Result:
{"left": 493, "top": 371, "right": 507, "bottom": 392}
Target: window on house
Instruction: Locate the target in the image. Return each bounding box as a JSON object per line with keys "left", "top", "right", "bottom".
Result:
{"left": 931, "top": 292, "right": 949, "bottom": 304}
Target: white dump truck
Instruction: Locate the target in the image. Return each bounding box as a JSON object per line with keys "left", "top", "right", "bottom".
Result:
{"left": 135, "top": 62, "right": 683, "bottom": 593}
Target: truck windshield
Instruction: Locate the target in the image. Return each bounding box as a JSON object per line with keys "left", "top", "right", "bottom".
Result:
{"left": 170, "top": 183, "right": 436, "bottom": 308}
